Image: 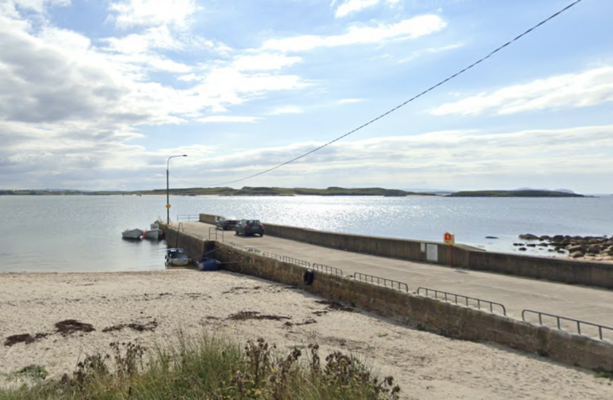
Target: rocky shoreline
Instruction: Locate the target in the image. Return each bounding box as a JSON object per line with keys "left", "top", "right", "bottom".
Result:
{"left": 516, "top": 234, "right": 613, "bottom": 262}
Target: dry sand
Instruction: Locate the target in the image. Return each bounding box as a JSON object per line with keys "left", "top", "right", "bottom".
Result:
{"left": 1, "top": 270, "right": 612, "bottom": 399}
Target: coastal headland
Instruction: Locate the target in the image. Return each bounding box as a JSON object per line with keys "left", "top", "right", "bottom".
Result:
{"left": 0, "top": 187, "right": 588, "bottom": 197}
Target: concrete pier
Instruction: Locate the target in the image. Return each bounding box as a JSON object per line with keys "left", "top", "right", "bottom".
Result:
{"left": 171, "top": 221, "right": 613, "bottom": 331}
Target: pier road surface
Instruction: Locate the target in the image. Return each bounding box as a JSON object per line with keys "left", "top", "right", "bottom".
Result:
{"left": 178, "top": 222, "right": 613, "bottom": 334}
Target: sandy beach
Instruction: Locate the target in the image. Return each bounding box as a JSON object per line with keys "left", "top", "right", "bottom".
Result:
{"left": 1, "top": 270, "right": 612, "bottom": 399}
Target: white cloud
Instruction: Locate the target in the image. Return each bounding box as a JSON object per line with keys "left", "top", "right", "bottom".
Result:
{"left": 333, "top": 0, "right": 403, "bottom": 18}
{"left": 196, "top": 116, "right": 262, "bottom": 124}
{"left": 102, "top": 26, "right": 184, "bottom": 53}
{"left": 263, "top": 15, "right": 446, "bottom": 52}
{"left": 108, "top": 0, "right": 199, "bottom": 29}
{"left": 166, "top": 124, "right": 613, "bottom": 191}
{"left": 337, "top": 98, "right": 364, "bottom": 104}
{"left": 177, "top": 73, "right": 198, "bottom": 82}
{"left": 335, "top": 0, "right": 379, "bottom": 18}
{"left": 4, "top": 0, "right": 69, "bottom": 14}
{"left": 0, "top": 8, "right": 309, "bottom": 126}
{"left": 3, "top": 113, "right": 612, "bottom": 190}
{"left": 232, "top": 53, "right": 302, "bottom": 71}
{"left": 431, "top": 66, "right": 613, "bottom": 116}
{"left": 0, "top": 7, "right": 317, "bottom": 190}
{"left": 188, "top": 67, "right": 309, "bottom": 106}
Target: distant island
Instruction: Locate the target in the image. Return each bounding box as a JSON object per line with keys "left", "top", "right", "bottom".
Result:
{"left": 447, "top": 190, "right": 586, "bottom": 198}
{"left": 0, "top": 187, "right": 436, "bottom": 197}
{"left": 0, "top": 187, "right": 587, "bottom": 197}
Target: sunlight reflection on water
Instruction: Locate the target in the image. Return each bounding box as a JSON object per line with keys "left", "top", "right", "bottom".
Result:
{"left": 1, "top": 195, "right": 612, "bottom": 272}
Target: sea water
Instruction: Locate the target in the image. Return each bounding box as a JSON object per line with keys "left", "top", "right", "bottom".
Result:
{"left": 0, "top": 195, "right": 611, "bottom": 272}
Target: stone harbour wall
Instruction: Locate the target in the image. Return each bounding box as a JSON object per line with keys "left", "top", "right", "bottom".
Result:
{"left": 211, "top": 242, "right": 613, "bottom": 372}
{"left": 198, "top": 213, "right": 613, "bottom": 289}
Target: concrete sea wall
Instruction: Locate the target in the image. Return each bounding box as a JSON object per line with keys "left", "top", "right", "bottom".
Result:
{"left": 163, "top": 224, "right": 613, "bottom": 372}
{"left": 199, "top": 213, "right": 613, "bottom": 289}
{"left": 163, "top": 226, "right": 215, "bottom": 260}
{"left": 210, "top": 242, "right": 613, "bottom": 372}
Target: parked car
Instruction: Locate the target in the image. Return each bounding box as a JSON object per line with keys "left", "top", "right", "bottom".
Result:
{"left": 235, "top": 219, "right": 265, "bottom": 237}
{"left": 216, "top": 217, "right": 239, "bottom": 230}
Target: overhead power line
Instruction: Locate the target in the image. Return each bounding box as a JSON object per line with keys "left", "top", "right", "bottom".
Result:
{"left": 197, "top": 0, "right": 587, "bottom": 187}
{"left": 168, "top": 172, "right": 200, "bottom": 187}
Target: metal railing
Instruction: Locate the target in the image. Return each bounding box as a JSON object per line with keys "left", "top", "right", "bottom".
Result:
{"left": 262, "top": 251, "right": 283, "bottom": 261}
{"left": 312, "top": 263, "right": 343, "bottom": 277}
{"left": 417, "top": 287, "right": 507, "bottom": 316}
{"left": 353, "top": 272, "right": 409, "bottom": 292}
{"left": 174, "top": 222, "right": 185, "bottom": 248}
{"left": 225, "top": 245, "right": 336, "bottom": 274}
{"left": 522, "top": 310, "right": 613, "bottom": 341}
{"left": 226, "top": 244, "right": 310, "bottom": 268}
{"left": 227, "top": 242, "right": 245, "bottom": 251}
{"left": 281, "top": 256, "right": 310, "bottom": 268}
{"left": 177, "top": 214, "right": 200, "bottom": 222}
{"left": 209, "top": 227, "right": 224, "bottom": 242}
{"left": 227, "top": 242, "right": 260, "bottom": 254}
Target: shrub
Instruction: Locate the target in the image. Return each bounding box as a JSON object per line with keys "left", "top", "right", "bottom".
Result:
{"left": 0, "top": 335, "right": 400, "bottom": 400}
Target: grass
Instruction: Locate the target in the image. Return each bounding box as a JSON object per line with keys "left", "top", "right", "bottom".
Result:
{"left": 0, "top": 334, "right": 400, "bottom": 400}
{"left": 595, "top": 368, "right": 613, "bottom": 381}
{"left": 14, "top": 365, "right": 48, "bottom": 381}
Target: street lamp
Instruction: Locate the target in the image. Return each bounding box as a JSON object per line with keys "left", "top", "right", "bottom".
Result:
{"left": 166, "top": 154, "right": 187, "bottom": 224}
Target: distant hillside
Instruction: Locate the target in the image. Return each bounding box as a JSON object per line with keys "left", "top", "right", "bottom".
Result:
{"left": 153, "top": 186, "right": 438, "bottom": 197}
{"left": 0, "top": 187, "right": 438, "bottom": 197}
{"left": 448, "top": 190, "right": 586, "bottom": 198}
{"left": 3, "top": 187, "right": 591, "bottom": 198}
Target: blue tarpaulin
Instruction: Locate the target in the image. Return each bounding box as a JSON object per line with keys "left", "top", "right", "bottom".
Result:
{"left": 197, "top": 258, "right": 220, "bottom": 271}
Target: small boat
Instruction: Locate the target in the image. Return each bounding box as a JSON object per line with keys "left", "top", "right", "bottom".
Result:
{"left": 122, "top": 228, "right": 143, "bottom": 240}
{"left": 197, "top": 258, "right": 221, "bottom": 271}
{"left": 166, "top": 248, "right": 190, "bottom": 266}
{"left": 143, "top": 223, "right": 164, "bottom": 240}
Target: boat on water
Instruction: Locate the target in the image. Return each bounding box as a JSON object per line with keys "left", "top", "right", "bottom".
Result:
{"left": 143, "top": 223, "right": 164, "bottom": 240}
{"left": 165, "top": 248, "right": 190, "bottom": 266}
{"left": 122, "top": 228, "right": 143, "bottom": 240}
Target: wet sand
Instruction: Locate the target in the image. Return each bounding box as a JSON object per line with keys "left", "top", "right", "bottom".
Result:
{"left": 1, "top": 270, "right": 612, "bottom": 399}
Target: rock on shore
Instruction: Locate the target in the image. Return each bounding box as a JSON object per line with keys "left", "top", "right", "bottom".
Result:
{"left": 517, "top": 234, "right": 613, "bottom": 261}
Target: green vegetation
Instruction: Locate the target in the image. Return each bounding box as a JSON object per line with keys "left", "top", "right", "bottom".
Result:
{"left": 14, "top": 365, "right": 48, "bottom": 381}
{"left": 0, "top": 335, "right": 400, "bottom": 400}
{"left": 447, "top": 190, "right": 585, "bottom": 198}
{"left": 2, "top": 187, "right": 587, "bottom": 197}
{"left": 595, "top": 368, "right": 613, "bottom": 381}
{"left": 0, "top": 186, "right": 435, "bottom": 197}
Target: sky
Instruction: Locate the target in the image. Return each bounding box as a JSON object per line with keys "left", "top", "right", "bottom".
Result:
{"left": 0, "top": 0, "right": 612, "bottom": 193}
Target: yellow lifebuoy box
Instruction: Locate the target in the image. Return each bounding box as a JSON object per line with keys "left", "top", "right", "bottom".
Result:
{"left": 444, "top": 232, "right": 455, "bottom": 245}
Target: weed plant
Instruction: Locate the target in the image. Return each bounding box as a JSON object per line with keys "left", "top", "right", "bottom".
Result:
{"left": 0, "top": 334, "right": 400, "bottom": 400}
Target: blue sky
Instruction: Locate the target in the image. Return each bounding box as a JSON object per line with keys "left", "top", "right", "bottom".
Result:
{"left": 1, "top": 0, "right": 612, "bottom": 193}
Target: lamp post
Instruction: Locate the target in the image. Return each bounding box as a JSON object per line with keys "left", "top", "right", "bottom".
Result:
{"left": 166, "top": 154, "right": 187, "bottom": 224}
